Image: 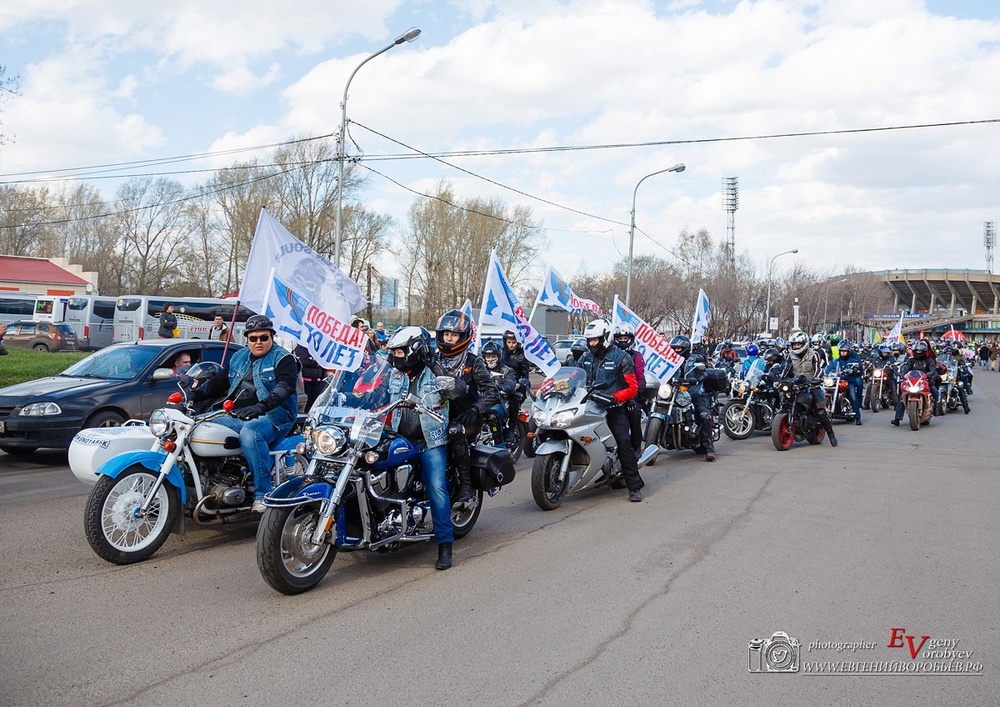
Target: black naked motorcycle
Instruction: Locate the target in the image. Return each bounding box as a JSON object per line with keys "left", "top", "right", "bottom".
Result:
{"left": 643, "top": 367, "right": 727, "bottom": 464}
{"left": 771, "top": 376, "right": 828, "bottom": 451}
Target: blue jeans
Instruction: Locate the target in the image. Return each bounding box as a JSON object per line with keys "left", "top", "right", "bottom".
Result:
{"left": 420, "top": 444, "right": 453, "bottom": 545}
{"left": 845, "top": 378, "right": 863, "bottom": 420}
{"left": 214, "top": 415, "right": 282, "bottom": 499}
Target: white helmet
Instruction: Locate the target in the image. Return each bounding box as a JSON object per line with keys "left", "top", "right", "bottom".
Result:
{"left": 583, "top": 319, "right": 612, "bottom": 354}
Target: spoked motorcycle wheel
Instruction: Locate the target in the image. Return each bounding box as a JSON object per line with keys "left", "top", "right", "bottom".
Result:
{"left": 531, "top": 453, "right": 567, "bottom": 511}
{"left": 722, "top": 400, "right": 756, "bottom": 440}
{"left": 452, "top": 489, "right": 484, "bottom": 539}
{"left": 868, "top": 386, "right": 880, "bottom": 413}
{"left": 770, "top": 413, "right": 795, "bottom": 451}
{"left": 908, "top": 400, "right": 921, "bottom": 431}
{"left": 256, "top": 504, "right": 337, "bottom": 595}
{"left": 84, "top": 466, "right": 179, "bottom": 565}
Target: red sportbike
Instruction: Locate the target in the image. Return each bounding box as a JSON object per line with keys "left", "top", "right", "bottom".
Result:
{"left": 898, "top": 370, "right": 933, "bottom": 431}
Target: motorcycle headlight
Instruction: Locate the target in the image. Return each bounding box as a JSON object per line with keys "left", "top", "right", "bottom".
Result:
{"left": 313, "top": 426, "right": 346, "bottom": 456}
{"left": 18, "top": 402, "right": 62, "bottom": 416}
{"left": 148, "top": 409, "right": 172, "bottom": 438}
{"left": 550, "top": 409, "right": 578, "bottom": 428}
{"left": 532, "top": 409, "right": 547, "bottom": 426}
{"left": 658, "top": 383, "right": 673, "bottom": 399}
{"left": 823, "top": 377, "right": 835, "bottom": 387}
{"left": 906, "top": 385, "right": 921, "bottom": 393}
{"left": 872, "top": 369, "right": 883, "bottom": 378}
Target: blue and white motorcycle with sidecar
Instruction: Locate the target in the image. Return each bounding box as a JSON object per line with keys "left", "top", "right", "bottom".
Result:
{"left": 73, "top": 362, "right": 306, "bottom": 565}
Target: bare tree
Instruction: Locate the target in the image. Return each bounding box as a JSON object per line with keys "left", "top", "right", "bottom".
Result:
{"left": 401, "top": 181, "right": 543, "bottom": 324}
{"left": 113, "top": 177, "right": 194, "bottom": 294}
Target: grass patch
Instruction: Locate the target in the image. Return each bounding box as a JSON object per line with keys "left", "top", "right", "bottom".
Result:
{"left": 0, "top": 348, "right": 90, "bottom": 389}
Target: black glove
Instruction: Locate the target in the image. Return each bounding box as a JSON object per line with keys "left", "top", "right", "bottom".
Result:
{"left": 236, "top": 403, "right": 267, "bottom": 421}
{"left": 590, "top": 392, "right": 614, "bottom": 407}
{"left": 458, "top": 407, "right": 481, "bottom": 426}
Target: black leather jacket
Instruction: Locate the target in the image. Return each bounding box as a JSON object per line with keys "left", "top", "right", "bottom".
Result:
{"left": 437, "top": 351, "right": 500, "bottom": 417}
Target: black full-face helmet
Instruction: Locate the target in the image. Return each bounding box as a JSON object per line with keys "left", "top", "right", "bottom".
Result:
{"left": 669, "top": 335, "right": 692, "bottom": 359}
{"left": 387, "top": 326, "right": 433, "bottom": 372}
{"left": 912, "top": 340, "right": 929, "bottom": 359}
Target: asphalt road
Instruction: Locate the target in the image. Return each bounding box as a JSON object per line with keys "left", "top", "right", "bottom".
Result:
{"left": 2, "top": 373, "right": 999, "bottom": 706}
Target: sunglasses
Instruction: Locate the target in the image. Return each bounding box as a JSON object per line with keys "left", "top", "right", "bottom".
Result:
{"left": 247, "top": 334, "right": 271, "bottom": 343}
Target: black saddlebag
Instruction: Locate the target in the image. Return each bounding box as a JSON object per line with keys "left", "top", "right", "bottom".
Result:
{"left": 470, "top": 445, "right": 516, "bottom": 490}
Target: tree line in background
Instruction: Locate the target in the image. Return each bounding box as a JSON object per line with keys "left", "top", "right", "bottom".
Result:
{"left": 0, "top": 131, "right": 891, "bottom": 339}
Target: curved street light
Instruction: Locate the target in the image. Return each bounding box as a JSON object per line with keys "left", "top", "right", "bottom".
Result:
{"left": 626, "top": 163, "right": 685, "bottom": 307}
{"left": 334, "top": 27, "right": 421, "bottom": 267}
{"left": 765, "top": 248, "right": 798, "bottom": 334}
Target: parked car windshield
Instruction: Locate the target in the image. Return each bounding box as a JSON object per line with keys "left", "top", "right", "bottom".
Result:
{"left": 60, "top": 345, "right": 161, "bottom": 380}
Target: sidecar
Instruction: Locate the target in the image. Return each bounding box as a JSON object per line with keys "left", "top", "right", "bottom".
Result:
{"left": 68, "top": 422, "right": 158, "bottom": 486}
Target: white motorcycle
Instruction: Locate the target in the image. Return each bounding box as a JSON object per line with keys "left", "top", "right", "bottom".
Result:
{"left": 75, "top": 363, "right": 306, "bottom": 565}
{"left": 529, "top": 367, "right": 657, "bottom": 510}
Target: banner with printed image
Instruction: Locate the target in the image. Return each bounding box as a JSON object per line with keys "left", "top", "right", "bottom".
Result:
{"left": 612, "top": 296, "right": 683, "bottom": 383}
{"left": 479, "top": 252, "right": 560, "bottom": 377}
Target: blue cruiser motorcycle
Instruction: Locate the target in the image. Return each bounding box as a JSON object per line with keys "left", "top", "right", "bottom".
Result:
{"left": 256, "top": 361, "right": 515, "bottom": 595}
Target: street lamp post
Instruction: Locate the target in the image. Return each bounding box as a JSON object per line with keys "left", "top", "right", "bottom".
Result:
{"left": 765, "top": 248, "right": 798, "bottom": 334}
{"left": 626, "top": 163, "right": 685, "bottom": 307}
{"left": 334, "top": 27, "right": 421, "bottom": 267}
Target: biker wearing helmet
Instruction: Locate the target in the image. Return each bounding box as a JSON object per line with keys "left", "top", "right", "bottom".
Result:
{"left": 435, "top": 309, "right": 500, "bottom": 508}
{"left": 190, "top": 314, "right": 300, "bottom": 510}
{"left": 830, "top": 340, "right": 864, "bottom": 424}
{"left": 500, "top": 330, "right": 532, "bottom": 435}
{"left": 569, "top": 337, "right": 587, "bottom": 363}
{"left": 669, "top": 334, "right": 720, "bottom": 461}
{"left": 480, "top": 339, "right": 517, "bottom": 432}
{"left": 740, "top": 343, "right": 762, "bottom": 379}
{"left": 615, "top": 323, "right": 647, "bottom": 452}
{"left": 718, "top": 339, "right": 739, "bottom": 366}
{"left": 891, "top": 339, "right": 942, "bottom": 425}
{"left": 384, "top": 325, "right": 468, "bottom": 569}
{"left": 774, "top": 330, "right": 838, "bottom": 446}
{"left": 576, "top": 319, "right": 644, "bottom": 500}
{"left": 810, "top": 333, "right": 830, "bottom": 368}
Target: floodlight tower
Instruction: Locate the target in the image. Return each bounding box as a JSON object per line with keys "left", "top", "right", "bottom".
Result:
{"left": 985, "top": 221, "right": 995, "bottom": 274}
{"left": 722, "top": 177, "right": 739, "bottom": 269}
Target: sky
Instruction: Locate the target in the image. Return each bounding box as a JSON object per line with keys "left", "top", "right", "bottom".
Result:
{"left": 2, "top": 0, "right": 1000, "bottom": 287}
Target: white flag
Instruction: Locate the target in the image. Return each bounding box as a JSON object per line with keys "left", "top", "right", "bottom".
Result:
{"left": 691, "top": 288, "right": 710, "bottom": 344}
{"left": 241, "top": 209, "right": 368, "bottom": 370}
{"left": 479, "top": 252, "right": 560, "bottom": 377}
{"left": 885, "top": 311, "right": 904, "bottom": 343}
{"left": 612, "top": 296, "right": 683, "bottom": 383}
{"left": 240, "top": 208, "right": 366, "bottom": 323}
{"left": 533, "top": 265, "right": 603, "bottom": 315}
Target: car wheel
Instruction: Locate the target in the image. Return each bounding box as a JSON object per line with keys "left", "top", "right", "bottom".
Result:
{"left": 33, "top": 343, "right": 50, "bottom": 352}
{"left": 0, "top": 444, "right": 39, "bottom": 455}
{"left": 85, "top": 411, "right": 126, "bottom": 429}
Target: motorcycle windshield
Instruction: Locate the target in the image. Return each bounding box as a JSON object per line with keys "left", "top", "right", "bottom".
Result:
{"left": 537, "top": 366, "right": 588, "bottom": 401}
{"left": 937, "top": 354, "right": 959, "bottom": 378}
{"left": 743, "top": 359, "right": 766, "bottom": 386}
{"left": 823, "top": 360, "right": 845, "bottom": 376}
{"left": 309, "top": 360, "right": 393, "bottom": 430}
